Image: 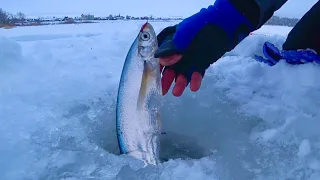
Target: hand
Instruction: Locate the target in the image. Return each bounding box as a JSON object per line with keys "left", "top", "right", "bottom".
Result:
{"left": 155, "top": 0, "right": 254, "bottom": 97}
{"left": 156, "top": 25, "right": 203, "bottom": 96}
{"left": 155, "top": 24, "right": 222, "bottom": 97}
{"left": 159, "top": 54, "right": 203, "bottom": 97}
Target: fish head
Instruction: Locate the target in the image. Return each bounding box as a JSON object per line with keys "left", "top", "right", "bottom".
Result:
{"left": 138, "top": 22, "right": 158, "bottom": 62}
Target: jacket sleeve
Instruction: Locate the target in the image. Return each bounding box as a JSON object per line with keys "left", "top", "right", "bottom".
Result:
{"left": 229, "top": 0, "right": 288, "bottom": 30}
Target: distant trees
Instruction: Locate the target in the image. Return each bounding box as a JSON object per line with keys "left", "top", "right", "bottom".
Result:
{"left": 265, "top": 16, "right": 299, "bottom": 27}
{"left": 0, "top": 8, "right": 9, "bottom": 25}
{"left": 0, "top": 8, "right": 26, "bottom": 27}
{"left": 17, "top": 12, "right": 26, "bottom": 22}
{"left": 0, "top": 7, "right": 301, "bottom": 28}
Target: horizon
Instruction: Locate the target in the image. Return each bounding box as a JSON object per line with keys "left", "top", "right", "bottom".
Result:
{"left": 2, "top": 0, "right": 318, "bottom": 19}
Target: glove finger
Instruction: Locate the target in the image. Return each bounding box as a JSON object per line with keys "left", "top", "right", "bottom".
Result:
{"left": 155, "top": 39, "right": 182, "bottom": 58}
{"left": 155, "top": 26, "right": 181, "bottom": 58}
{"left": 157, "top": 25, "right": 177, "bottom": 45}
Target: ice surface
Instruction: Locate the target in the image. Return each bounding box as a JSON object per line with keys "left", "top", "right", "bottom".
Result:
{"left": 1, "top": 20, "right": 320, "bottom": 179}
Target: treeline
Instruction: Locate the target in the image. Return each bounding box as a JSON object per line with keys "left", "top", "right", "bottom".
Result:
{"left": 0, "top": 8, "right": 184, "bottom": 28}
{"left": 265, "top": 16, "right": 300, "bottom": 27}
{"left": 0, "top": 8, "right": 26, "bottom": 27}
{"left": 0, "top": 8, "right": 301, "bottom": 28}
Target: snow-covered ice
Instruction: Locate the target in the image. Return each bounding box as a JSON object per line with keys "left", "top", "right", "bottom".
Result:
{"left": 1, "top": 21, "right": 320, "bottom": 179}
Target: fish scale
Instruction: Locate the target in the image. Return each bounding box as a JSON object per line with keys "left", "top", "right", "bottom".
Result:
{"left": 116, "top": 22, "right": 162, "bottom": 165}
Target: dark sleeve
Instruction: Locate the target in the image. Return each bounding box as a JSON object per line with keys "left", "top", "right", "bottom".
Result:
{"left": 229, "top": 0, "right": 288, "bottom": 30}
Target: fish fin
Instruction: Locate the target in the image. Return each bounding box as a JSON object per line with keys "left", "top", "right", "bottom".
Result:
{"left": 137, "top": 61, "right": 150, "bottom": 110}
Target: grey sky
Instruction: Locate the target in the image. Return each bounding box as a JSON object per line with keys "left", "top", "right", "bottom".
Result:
{"left": 1, "top": 0, "right": 318, "bottom": 18}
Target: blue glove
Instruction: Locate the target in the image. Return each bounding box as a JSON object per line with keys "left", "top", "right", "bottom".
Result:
{"left": 155, "top": 0, "right": 254, "bottom": 57}
{"left": 255, "top": 42, "right": 320, "bottom": 66}
{"left": 172, "top": 0, "right": 254, "bottom": 52}
{"left": 155, "top": 0, "right": 255, "bottom": 86}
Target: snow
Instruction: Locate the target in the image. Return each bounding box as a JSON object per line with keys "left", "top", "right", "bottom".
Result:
{"left": 298, "top": 139, "right": 311, "bottom": 158}
{"left": 1, "top": 20, "right": 320, "bottom": 179}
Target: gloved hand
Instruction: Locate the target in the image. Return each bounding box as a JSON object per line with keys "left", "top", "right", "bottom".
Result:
{"left": 155, "top": 0, "right": 254, "bottom": 97}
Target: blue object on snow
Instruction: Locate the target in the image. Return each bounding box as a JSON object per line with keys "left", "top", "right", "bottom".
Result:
{"left": 254, "top": 41, "right": 320, "bottom": 66}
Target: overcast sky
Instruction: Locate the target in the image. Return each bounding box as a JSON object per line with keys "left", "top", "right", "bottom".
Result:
{"left": 1, "top": 0, "right": 318, "bottom": 18}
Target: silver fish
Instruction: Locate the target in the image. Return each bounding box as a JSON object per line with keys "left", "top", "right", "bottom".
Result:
{"left": 116, "top": 22, "right": 162, "bottom": 165}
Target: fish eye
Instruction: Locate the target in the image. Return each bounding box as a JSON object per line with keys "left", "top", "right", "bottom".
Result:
{"left": 141, "top": 32, "right": 150, "bottom": 41}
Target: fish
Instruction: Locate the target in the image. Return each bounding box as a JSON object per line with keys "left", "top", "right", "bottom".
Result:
{"left": 116, "top": 22, "right": 162, "bottom": 165}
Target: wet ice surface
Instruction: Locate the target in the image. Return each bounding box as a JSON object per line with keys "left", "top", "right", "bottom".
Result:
{"left": 1, "top": 21, "right": 320, "bottom": 179}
